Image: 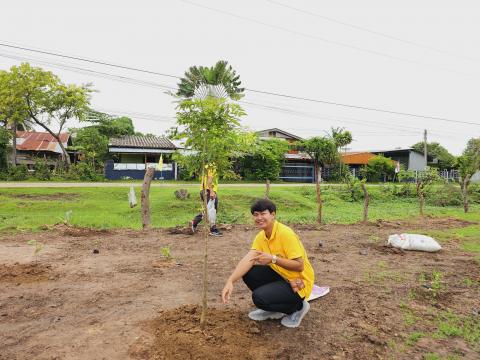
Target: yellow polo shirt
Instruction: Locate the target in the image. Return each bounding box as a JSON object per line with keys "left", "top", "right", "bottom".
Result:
{"left": 200, "top": 164, "right": 218, "bottom": 192}
{"left": 251, "top": 221, "right": 314, "bottom": 299}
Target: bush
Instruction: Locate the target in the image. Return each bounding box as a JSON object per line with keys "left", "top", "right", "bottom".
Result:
{"left": 327, "top": 162, "right": 351, "bottom": 182}
{"left": 467, "top": 183, "right": 480, "bottom": 204}
{"left": 66, "top": 163, "right": 104, "bottom": 181}
{"left": 382, "top": 183, "right": 417, "bottom": 198}
{"left": 338, "top": 176, "right": 364, "bottom": 202}
{"left": 34, "top": 159, "right": 51, "bottom": 180}
{"left": 361, "top": 155, "right": 395, "bottom": 182}
{"left": 426, "top": 183, "right": 463, "bottom": 207}
{"left": 8, "top": 164, "right": 29, "bottom": 181}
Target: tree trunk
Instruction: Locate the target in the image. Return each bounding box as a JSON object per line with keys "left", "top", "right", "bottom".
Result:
{"left": 200, "top": 162, "right": 209, "bottom": 329}
{"left": 56, "top": 135, "right": 71, "bottom": 167}
{"left": 265, "top": 179, "right": 270, "bottom": 199}
{"left": 315, "top": 162, "right": 322, "bottom": 224}
{"left": 11, "top": 121, "right": 17, "bottom": 167}
{"left": 461, "top": 175, "right": 471, "bottom": 213}
{"left": 141, "top": 167, "right": 155, "bottom": 229}
{"left": 361, "top": 183, "right": 369, "bottom": 223}
{"left": 28, "top": 112, "right": 71, "bottom": 167}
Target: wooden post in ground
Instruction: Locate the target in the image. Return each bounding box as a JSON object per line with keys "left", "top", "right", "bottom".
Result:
{"left": 361, "top": 183, "right": 370, "bottom": 223}
{"left": 461, "top": 174, "right": 471, "bottom": 213}
{"left": 265, "top": 179, "right": 270, "bottom": 199}
{"left": 141, "top": 167, "right": 155, "bottom": 229}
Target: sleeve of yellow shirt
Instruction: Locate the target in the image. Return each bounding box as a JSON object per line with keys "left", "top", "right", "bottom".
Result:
{"left": 282, "top": 231, "right": 304, "bottom": 260}
{"left": 250, "top": 233, "right": 263, "bottom": 251}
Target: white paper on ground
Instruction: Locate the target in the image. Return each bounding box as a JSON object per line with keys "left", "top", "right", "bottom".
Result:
{"left": 307, "top": 285, "right": 330, "bottom": 302}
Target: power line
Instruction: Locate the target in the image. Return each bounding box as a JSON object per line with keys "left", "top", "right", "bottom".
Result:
{"left": 0, "top": 42, "right": 179, "bottom": 79}
{"left": 240, "top": 100, "right": 470, "bottom": 138}
{"left": 1, "top": 41, "right": 479, "bottom": 127}
{"left": 244, "top": 88, "right": 480, "bottom": 126}
{"left": 0, "top": 49, "right": 476, "bottom": 140}
{"left": 266, "top": 0, "right": 480, "bottom": 64}
{"left": 178, "top": 0, "right": 477, "bottom": 80}
{"left": 2, "top": 50, "right": 467, "bottom": 143}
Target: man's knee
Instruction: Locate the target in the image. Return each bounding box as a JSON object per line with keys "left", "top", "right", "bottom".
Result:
{"left": 252, "top": 289, "right": 268, "bottom": 310}
{"left": 242, "top": 267, "right": 255, "bottom": 286}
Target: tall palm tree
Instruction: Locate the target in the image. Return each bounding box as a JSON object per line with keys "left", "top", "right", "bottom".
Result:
{"left": 176, "top": 60, "right": 244, "bottom": 100}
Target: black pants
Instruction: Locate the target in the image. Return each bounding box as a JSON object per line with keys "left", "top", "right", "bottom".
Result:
{"left": 242, "top": 265, "right": 303, "bottom": 315}
{"left": 192, "top": 190, "right": 218, "bottom": 230}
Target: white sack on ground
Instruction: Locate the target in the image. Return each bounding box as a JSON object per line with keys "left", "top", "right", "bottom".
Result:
{"left": 207, "top": 199, "right": 216, "bottom": 226}
{"left": 388, "top": 233, "right": 441, "bottom": 252}
{"left": 128, "top": 186, "right": 137, "bottom": 208}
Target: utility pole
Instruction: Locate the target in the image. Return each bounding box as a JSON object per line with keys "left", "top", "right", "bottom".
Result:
{"left": 423, "top": 129, "right": 428, "bottom": 170}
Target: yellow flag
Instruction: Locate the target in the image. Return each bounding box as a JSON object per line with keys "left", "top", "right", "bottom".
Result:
{"left": 158, "top": 154, "right": 163, "bottom": 170}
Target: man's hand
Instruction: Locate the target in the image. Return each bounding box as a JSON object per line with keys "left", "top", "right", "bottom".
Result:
{"left": 289, "top": 278, "right": 305, "bottom": 293}
{"left": 250, "top": 251, "right": 273, "bottom": 265}
{"left": 209, "top": 191, "right": 217, "bottom": 200}
{"left": 221, "top": 281, "right": 233, "bottom": 304}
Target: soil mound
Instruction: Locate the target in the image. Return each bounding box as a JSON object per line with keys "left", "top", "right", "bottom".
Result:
{"left": 0, "top": 263, "right": 52, "bottom": 283}
{"left": 131, "top": 305, "right": 285, "bottom": 360}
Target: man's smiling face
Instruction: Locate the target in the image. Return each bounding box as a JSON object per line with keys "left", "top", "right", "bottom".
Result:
{"left": 252, "top": 210, "right": 275, "bottom": 231}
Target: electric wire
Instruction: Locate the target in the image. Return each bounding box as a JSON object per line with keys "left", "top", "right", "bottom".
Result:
{"left": 1, "top": 40, "right": 478, "bottom": 126}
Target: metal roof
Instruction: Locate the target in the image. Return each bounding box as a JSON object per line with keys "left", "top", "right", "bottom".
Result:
{"left": 256, "top": 128, "right": 303, "bottom": 141}
{"left": 341, "top": 152, "right": 375, "bottom": 165}
{"left": 109, "top": 135, "right": 176, "bottom": 149}
{"left": 16, "top": 131, "right": 70, "bottom": 154}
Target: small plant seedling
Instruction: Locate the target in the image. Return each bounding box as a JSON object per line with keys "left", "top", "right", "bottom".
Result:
{"left": 27, "top": 239, "right": 44, "bottom": 264}
{"left": 405, "top": 331, "right": 424, "bottom": 346}
{"left": 161, "top": 246, "right": 172, "bottom": 260}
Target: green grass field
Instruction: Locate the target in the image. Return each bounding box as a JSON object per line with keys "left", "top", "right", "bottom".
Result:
{"left": 0, "top": 185, "right": 479, "bottom": 232}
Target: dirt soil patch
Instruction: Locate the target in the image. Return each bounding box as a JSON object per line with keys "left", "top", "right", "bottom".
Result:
{"left": 0, "top": 217, "right": 479, "bottom": 359}
{"left": 5, "top": 193, "right": 80, "bottom": 201}
{"left": 0, "top": 263, "right": 53, "bottom": 284}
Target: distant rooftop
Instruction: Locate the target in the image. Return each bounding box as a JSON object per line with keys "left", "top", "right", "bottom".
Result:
{"left": 256, "top": 128, "right": 303, "bottom": 141}
{"left": 109, "top": 135, "right": 176, "bottom": 149}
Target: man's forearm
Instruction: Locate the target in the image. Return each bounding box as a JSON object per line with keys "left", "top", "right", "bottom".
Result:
{"left": 227, "top": 252, "right": 255, "bottom": 283}
{"left": 275, "top": 256, "right": 304, "bottom": 272}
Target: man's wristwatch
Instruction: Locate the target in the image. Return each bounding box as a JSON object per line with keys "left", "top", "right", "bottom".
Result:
{"left": 271, "top": 255, "right": 277, "bottom": 264}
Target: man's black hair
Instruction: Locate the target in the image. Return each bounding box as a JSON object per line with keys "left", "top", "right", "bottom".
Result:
{"left": 250, "top": 198, "right": 276, "bottom": 214}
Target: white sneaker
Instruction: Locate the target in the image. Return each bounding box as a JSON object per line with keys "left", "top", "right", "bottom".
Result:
{"left": 281, "top": 300, "right": 310, "bottom": 328}
{"left": 248, "top": 308, "right": 285, "bottom": 321}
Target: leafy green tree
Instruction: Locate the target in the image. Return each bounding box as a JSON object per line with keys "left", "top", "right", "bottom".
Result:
{"left": 415, "top": 168, "right": 442, "bottom": 217}
{"left": 361, "top": 155, "right": 395, "bottom": 182}
{"left": 239, "top": 138, "right": 289, "bottom": 196}
{"left": 457, "top": 138, "right": 480, "bottom": 213}
{"left": 329, "top": 127, "right": 353, "bottom": 149}
{"left": 74, "top": 126, "right": 109, "bottom": 165}
{"left": 411, "top": 141, "right": 456, "bottom": 170}
{"left": 1, "top": 63, "right": 92, "bottom": 167}
{"left": 72, "top": 110, "right": 135, "bottom": 164}
{"left": 176, "top": 60, "right": 244, "bottom": 100}
{"left": 85, "top": 109, "right": 135, "bottom": 138}
{"left": 0, "top": 69, "right": 32, "bottom": 166}
{"left": 298, "top": 136, "right": 338, "bottom": 223}
{"left": 328, "top": 127, "right": 353, "bottom": 180}
{"left": 173, "top": 95, "right": 253, "bottom": 328}
{"left": 0, "top": 127, "right": 10, "bottom": 171}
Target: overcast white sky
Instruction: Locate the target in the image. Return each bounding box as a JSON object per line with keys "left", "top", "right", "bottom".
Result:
{"left": 1, "top": 0, "right": 480, "bottom": 155}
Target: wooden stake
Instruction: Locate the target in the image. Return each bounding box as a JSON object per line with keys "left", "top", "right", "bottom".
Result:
{"left": 361, "top": 183, "right": 370, "bottom": 223}
{"left": 141, "top": 167, "right": 155, "bottom": 229}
